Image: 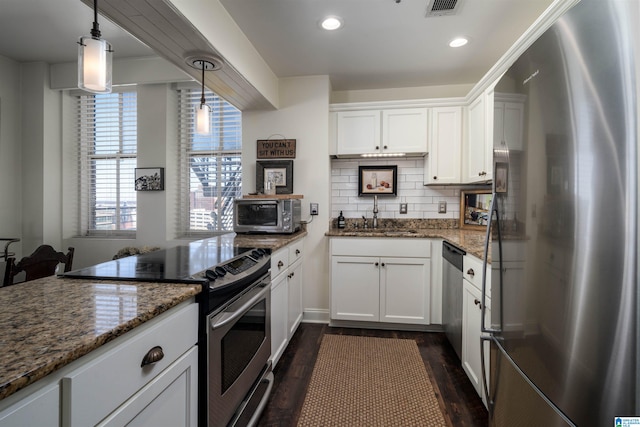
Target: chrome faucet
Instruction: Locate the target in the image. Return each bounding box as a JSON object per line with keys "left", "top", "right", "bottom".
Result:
{"left": 372, "top": 195, "right": 378, "bottom": 229}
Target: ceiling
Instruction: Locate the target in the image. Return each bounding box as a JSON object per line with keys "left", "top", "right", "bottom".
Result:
{"left": 0, "top": 0, "right": 153, "bottom": 64}
{"left": 219, "top": 0, "right": 555, "bottom": 91}
{"left": 0, "top": 0, "right": 554, "bottom": 92}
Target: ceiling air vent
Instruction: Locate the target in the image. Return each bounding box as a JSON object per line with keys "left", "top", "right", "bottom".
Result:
{"left": 425, "top": 0, "right": 464, "bottom": 17}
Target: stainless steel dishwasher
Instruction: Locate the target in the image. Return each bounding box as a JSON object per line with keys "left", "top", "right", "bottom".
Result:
{"left": 442, "top": 241, "right": 465, "bottom": 359}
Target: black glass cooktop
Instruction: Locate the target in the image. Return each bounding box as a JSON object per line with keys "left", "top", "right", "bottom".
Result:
{"left": 63, "top": 245, "right": 256, "bottom": 283}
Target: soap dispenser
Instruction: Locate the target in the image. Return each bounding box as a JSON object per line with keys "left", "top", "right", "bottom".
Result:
{"left": 337, "top": 211, "right": 345, "bottom": 229}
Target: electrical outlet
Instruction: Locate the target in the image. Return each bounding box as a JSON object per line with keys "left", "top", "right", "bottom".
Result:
{"left": 438, "top": 201, "right": 447, "bottom": 213}
{"left": 399, "top": 203, "right": 408, "bottom": 214}
{"left": 310, "top": 203, "right": 319, "bottom": 215}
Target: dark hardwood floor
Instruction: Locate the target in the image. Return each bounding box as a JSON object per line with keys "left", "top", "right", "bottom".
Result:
{"left": 258, "top": 323, "right": 488, "bottom": 426}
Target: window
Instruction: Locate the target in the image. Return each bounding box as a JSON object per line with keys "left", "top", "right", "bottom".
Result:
{"left": 77, "top": 90, "right": 137, "bottom": 236}
{"left": 178, "top": 87, "right": 242, "bottom": 235}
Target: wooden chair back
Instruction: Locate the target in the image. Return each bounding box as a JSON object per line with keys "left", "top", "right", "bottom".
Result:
{"left": 2, "top": 245, "right": 75, "bottom": 287}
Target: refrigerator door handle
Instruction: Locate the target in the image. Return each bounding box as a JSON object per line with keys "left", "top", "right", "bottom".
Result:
{"left": 482, "top": 192, "right": 501, "bottom": 334}
{"left": 480, "top": 336, "right": 494, "bottom": 411}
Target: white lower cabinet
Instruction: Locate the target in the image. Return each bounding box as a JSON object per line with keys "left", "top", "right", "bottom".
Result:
{"left": 270, "top": 238, "right": 305, "bottom": 368}
{"left": 0, "top": 300, "right": 199, "bottom": 427}
{"left": 331, "top": 256, "right": 381, "bottom": 321}
{"left": 270, "top": 270, "right": 289, "bottom": 366}
{"left": 62, "top": 301, "right": 199, "bottom": 427}
{"left": 0, "top": 382, "right": 59, "bottom": 427}
{"left": 462, "top": 254, "right": 491, "bottom": 408}
{"left": 98, "top": 347, "right": 198, "bottom": 427}
{"left": 330, "top": 238, "right": 431, "bottom": 325}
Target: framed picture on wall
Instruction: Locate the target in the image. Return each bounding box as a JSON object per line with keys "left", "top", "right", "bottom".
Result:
{"left": 256, "top": 160, "right": 294, "bottom": 194}
{"left": 135, "top": 167, "right": 164, "bottom": 191}
{"left": 494, "top": 162, "right": 508, "bottom": 194}
{"left": 358, "top": 165, "right": 397, "bottom": 196}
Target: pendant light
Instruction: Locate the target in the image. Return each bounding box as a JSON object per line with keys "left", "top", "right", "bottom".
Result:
{"left": 78, "top": 0, "right": 113, "bottom": 93}
{"left": 195, "top": 59, "right": 213, "bottom": 135}
{"left": 184, "top": 53, "right": 224, "bottom": 136}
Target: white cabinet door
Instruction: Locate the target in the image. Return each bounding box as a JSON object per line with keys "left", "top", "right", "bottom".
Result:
{"left": 494, "top": 100, "right": 524, "bottom": 151}
{"left": 331, "top": 256, "right": 380, "bottom": 321}
{"left": 381, "top": 108, "right": 428, "bottom": 154}
{"left": 99, "top": 347, "right": 198, "bottom": 427}
{"left": 270, "top": 271, "right": 288, "bottom": 368}
{"left": 379, "top": 257, "right": 430, "bottom": 324}
{"left": 425, "top": 106, "right": 462, "bottom": 184}
{"left": 336, "top": 110, "right": 381, "bottom": 156}
{"left": 287, "top": 258, "right": 303, "bottom": 338}
{"left": 464, "top": 96, "right": 490, "bottom": 183}
{"left": 462, "top": 281, "right": 483, "bottom": 398}
{"left": 0, "top": 383, "right": 59, "bottom": 427}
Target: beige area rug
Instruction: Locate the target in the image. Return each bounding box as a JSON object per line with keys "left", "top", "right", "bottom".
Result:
{"left": 297, "top": 334, "right": 448, "bottom": 426}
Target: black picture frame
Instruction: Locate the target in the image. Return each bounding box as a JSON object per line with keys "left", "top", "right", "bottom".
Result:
{"left": 135, "top": 167, "right": 164, "bottom": 191}
{"left": 358, "top": 165, "right": 397, "bottom": 196}
{"left": 256, "top": 160, "right": 294, "bottom": 194}
{"left": 494, "top": 162, "right": 508, "bottom": 194}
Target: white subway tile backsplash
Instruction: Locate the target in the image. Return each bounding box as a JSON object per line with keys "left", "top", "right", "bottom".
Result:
{"left": 330, "top": 158, "right": 469, "bottom": 220}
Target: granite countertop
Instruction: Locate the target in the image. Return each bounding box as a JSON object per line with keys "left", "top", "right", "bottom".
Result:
{"left": 231, "top": 229, "right": 307, "bottom": 251}
{"left": 0, "top": 278, "right": 201, "bottom": 401}
{"left": 326, "top": 226, "right": 490, "bottom": 262}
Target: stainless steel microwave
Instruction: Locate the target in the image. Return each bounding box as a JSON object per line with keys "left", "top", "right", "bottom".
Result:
{"left": 233, "top": 198, "right": 301, "bottom": 234}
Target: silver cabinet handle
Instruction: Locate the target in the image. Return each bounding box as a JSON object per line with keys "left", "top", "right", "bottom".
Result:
{"left": 141, "top": 346, "right": 164, "bottom": 367}
{"left": 467, "top": 268, "right": 475, "bottom": 277}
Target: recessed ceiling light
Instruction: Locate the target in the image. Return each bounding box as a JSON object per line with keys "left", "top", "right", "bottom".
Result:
{"left": 449, "top": 37, "right": 469, "bottom": 48}
{"left": 320, "top": 16, "right": 343, "bottom": 31}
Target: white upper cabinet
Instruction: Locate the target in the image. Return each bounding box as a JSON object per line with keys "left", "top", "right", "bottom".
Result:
{"left": 381, "top": 108, "right": 428, "bottom": 154}
{"left": 494, "top": 93, "right": 525, "bottom": 152}
{"left": 463, "top": 94, "right": 492, "bottom": 183}
{"left": 335, "top": 110, "right": 381, "bottom": 156}
{"left": 425, "top": 106, "right": 462, "bottom": 185}
{"left": 334, "top": 108, "right": 428, "bottom": 156}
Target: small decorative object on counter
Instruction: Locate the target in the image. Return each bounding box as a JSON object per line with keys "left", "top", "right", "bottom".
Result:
{"left": 338, "top": 211, "right": 345, "bottom": 229}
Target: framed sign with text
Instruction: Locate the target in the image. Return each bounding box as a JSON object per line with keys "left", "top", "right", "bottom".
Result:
{"left": 256, "top": 139, "right": 296, "bottom": 159}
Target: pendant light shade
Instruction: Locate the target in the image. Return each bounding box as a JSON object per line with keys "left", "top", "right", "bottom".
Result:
{"left": 78, "top": 0, "right": 113, "bottom": 93}
{"left": 196, "top": 103, "right": 211, "bottom": 135}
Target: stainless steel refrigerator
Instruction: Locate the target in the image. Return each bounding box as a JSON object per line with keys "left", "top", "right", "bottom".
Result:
{"left": 482, "top": 0, "right": 639, "bottom": 425}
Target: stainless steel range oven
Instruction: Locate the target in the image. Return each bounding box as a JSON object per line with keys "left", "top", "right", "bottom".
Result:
{"left": 208, "top": 272, "right": 272, "bottom": 426}
{"left": 63, "top": 241, "right": 274, "bottom": 427}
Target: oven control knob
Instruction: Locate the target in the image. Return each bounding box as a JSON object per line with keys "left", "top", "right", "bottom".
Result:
{"left": 252, "top": 250, "right": 262, "bottom": 259}
{"left": 215, "top": 266, "right": 227, "bottom": 276}
{"left": 205, "top": 269, "right": 217, "bottom": 281}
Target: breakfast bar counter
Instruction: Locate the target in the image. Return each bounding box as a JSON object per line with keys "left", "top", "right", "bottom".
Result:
{"left": 0, "top": 277, "right": 201, "bottom": 401}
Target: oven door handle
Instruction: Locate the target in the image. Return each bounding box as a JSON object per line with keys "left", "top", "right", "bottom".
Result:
{"left": 210, "top": 283, "right": 271, "bottom": 331}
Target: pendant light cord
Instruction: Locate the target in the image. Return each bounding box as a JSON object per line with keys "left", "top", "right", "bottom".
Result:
{"left": 91, "top": 0, "right": 101, "bottom": 38}
{"left": 200, "top": 61, "right": 206, "bottom": 106}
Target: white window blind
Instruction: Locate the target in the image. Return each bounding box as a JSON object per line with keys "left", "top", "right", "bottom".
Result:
{"left": 177, "top": 88, "right": 242, "bottom": 236}
{"left": 77, "top": 90, "right": 137, "bottom": 236}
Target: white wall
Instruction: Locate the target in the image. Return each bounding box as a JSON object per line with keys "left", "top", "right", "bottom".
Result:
{"left": 331, "top": 83, "right": 474, "bottom": 104}
{"left": 243, "top": 75, "right": 332, "bottom": 321}
{"left": 0, "top": 55, "right": 22, "bottom": 259}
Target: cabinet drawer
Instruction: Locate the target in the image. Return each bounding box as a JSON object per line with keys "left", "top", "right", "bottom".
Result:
{"left": 463, "top": 255, "right": 491, "bottom": 296}
{"left": 271, "top": 247, "right": 289, "bottom": 279}
{"left": 288, "top": 239, "right": 304, "bottom": 264}
{"left": 62, "top": 302, "right": 198, "bottom": 427}
{"left": 331, "top": 237, "right": 431, "bottom": 258}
